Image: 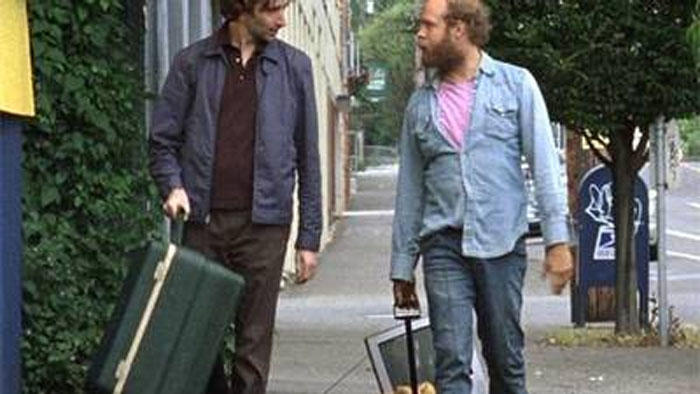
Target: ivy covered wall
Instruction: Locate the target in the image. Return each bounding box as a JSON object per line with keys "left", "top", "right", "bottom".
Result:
{"left": 22, "top": 1, "right": 159, "bottom": 391}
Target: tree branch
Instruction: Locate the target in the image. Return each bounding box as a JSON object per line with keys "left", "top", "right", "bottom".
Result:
{"left": 632, "top": 129, "right": 650, "bottom": 171}
{"left": 581, "top": 130, "right": 613, "bottom": 167}
{"left": 588, "top": 130, "right": 609, "bottom": 148}
{"left": 636, "top": 150, "right": 650, "bottom": 171}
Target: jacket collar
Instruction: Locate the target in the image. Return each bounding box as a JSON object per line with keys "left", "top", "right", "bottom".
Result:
{"left": 203, "top": 26, "right": 281, "bottom": 71}
{"left": 426, "top": 50, "right": 495, "bottom": 90}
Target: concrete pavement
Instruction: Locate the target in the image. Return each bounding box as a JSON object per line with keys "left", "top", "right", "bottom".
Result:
{"left": 268, "top": 165, "right": 700, "bottom": 393}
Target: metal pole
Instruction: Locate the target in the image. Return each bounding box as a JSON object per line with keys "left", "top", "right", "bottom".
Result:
{"left": 404, "top": 319, "right": 419, "bottom": 394}
{"left": 655, "top": 116, "right": 669, "bottom": 346}
{"left": 1, "top": 115, "right": 23, "bottom": 394}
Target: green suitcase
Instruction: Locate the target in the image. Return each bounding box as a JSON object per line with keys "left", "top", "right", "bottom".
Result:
{"left": 87, "top": 230, "right": 244, "bottom": 393}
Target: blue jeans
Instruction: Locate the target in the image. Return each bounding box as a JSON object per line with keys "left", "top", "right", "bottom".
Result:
{"left": 422, "top": 229, "right": 528, "bottom": 394}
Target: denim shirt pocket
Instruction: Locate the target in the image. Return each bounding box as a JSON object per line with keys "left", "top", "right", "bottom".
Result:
{"left": 484, "top": 94, "right": 519, "bottom": 141}
{"left": 415, "top": 116, "right": 454, "bottom": 159}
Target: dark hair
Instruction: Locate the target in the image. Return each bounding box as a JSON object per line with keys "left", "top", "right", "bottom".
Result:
{"left": 445, "top": 0, "right": 491, "bottom": 47}
{"left": 220, "top": 0, "right": 289, "bottom": 22}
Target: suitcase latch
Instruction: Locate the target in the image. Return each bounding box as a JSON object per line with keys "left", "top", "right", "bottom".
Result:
{"left": 154, "top": 261, "right": 167, "bottom": 282}
{"left": 115, "top": 359, "right": 127, "bottom": 379}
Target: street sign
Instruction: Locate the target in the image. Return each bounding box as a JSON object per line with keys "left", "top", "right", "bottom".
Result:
{"left": 366, "top": 62, "right": 388, "bottom": 103}
{"left": 574, "top": 164, "right": 650, "bottom": 326}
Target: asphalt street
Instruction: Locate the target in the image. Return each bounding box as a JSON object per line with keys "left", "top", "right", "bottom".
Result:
{"left": 652, "top": 162, "right": 700, "bottom": 323}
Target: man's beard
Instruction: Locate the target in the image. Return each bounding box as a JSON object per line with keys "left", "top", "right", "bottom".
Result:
{"left": 421, "top": 36, "right": 463, "bottom": 76}
{"left": 248, "top": 21, "right": 274, "bottom": 44}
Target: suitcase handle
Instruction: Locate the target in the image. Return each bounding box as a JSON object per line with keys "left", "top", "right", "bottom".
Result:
{"left": 163, "top": 214, "right": 188, "bottom": 246}
{"left": 403, "top": 319, "right": 419, "bottom": 394}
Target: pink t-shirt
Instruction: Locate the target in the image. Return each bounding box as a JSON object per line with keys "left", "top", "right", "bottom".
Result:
{"left": 437, "top": 80, "right": 476, "bottom": 150}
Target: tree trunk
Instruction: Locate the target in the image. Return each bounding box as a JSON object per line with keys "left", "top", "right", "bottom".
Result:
{"left": 610, "top": 129, "right": 640, "bottom": 334}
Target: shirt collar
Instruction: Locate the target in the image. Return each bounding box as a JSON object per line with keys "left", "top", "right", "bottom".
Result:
{"left": 426, "top": 50, "right": 495, "bottom": 90}
{"left": 205, "top": 25, "right": 280, "bottom": 65}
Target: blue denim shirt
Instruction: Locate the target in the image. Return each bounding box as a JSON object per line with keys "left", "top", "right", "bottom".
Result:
{"left": 391, "top": 52, "right": 570, "bottom": 282}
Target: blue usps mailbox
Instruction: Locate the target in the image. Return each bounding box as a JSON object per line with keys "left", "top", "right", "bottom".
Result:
{"left": 574, "top": 164, "right": 649, "bottom": 326}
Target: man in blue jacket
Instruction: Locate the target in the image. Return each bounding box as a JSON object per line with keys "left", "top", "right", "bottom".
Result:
{"left": 149, "top": 1, "right": 321, "bottom": 392}
{"left": 391, "top": 0, "right": 573, "bottom": 393}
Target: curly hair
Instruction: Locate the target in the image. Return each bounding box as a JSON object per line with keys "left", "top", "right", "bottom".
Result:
{"left": 220, "top": 0, "right": 290, "bottom": 22}
{"left": 445, "top": 0, "right": 491, "bottom": 47}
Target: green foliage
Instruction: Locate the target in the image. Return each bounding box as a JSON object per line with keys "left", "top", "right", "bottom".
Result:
{"left": 357, "top": 0, "right": 416, "bottom": 146}
{"left": 542, "top": 298, "right": 700, "bottom": 348}
{"left": 687, "top": 1, "right": 700, "bottom": 68}
{"left": 541, "top": 325, "right": 700, "bottom": 348}
{"left": 679, "top": 116, "right": 700, "bottom": 158}
{"left": 23, "top": 0, "right": 159, "bottom": 391}
{"left": 351, "top": 0, "right": 409, "bottom": 30}
{"left": 486, "top": 0, "right": 700, "bottom": 136}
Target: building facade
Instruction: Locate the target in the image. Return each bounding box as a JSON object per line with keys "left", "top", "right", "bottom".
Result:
{"left": 277, "top": 0, "right": 352, "bottom": 277}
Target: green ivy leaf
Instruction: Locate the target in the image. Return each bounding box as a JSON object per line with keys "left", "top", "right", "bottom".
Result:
{"left": 63, "top": 74, "right": 84, "bottom": 92}
{"left": 40, "top": 186, "right": 60, "bottom": 207}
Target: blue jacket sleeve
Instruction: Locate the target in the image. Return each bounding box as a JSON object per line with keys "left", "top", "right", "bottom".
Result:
{"left": 293, "top": 54, "right": 322, "bottom": 252}
{"left": 148, "top": 51, "right": 192, "bottom": 200}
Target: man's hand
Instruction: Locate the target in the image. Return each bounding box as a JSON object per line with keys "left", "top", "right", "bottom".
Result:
{"left": 393, "top": 280, "right": 420, "bottom": 310}
{"left": 543, "top": 243, "right": 574, "bottom": 295}
{"left": 162, "top": 187, "right": 190, "bottom": 219}
{"left": 295, "top": 250, "right": 318, "bottom": 284}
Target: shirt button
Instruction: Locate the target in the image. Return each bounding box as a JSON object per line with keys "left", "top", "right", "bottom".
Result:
{"left": 239, "top": 75, "right": 245, "bottom": 81}
{"left": 235, "top": 57, "right": 241, "bottom": 64}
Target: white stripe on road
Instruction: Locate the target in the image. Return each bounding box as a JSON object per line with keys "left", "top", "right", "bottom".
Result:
{"left": 687, "top": 202, "right": 700, "bottom": 211}
{"left": 668, "top": 250, "right": 700, "bottom": 263}
{"left": 342, "top": 210, "right": 394, "bottom": 217}
{"left": 681, "top": 162, "right": 700, "bottom": 174}
{"left": 365, "top": 314, "right": 396, "bottom": 319}
{"left": 650, "top": 273, "right": 700, "bottom": 281}
{"left": 668, "top": 229, "right": 700, "bottom": 242}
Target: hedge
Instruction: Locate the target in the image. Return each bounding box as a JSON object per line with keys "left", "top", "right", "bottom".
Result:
{"left": 22, "top": 1, "right": 159, "bottom": 391}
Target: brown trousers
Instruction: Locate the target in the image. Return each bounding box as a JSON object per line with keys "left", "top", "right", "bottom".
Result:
{"left": 184, "top": 210, "right": 290, "bottom": 394}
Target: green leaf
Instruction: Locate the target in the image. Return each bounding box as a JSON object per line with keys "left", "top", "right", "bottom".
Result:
{"left": 64, "top": 74, "right": 84, "bottom": 92}
{"left": 23, "top": 280, "right": 39, "bottom": 299}
{"left": 40, "top": 187, "right": 60, "bottom": 207}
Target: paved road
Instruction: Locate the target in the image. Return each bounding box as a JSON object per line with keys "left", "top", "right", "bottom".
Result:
{"left": 649, "top": 162, "right": 700, "bottom": 323}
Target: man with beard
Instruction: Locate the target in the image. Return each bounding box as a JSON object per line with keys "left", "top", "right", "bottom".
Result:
{"left": 149, "top": 1, "right": 321, "bottom": 392}
{"left": 390, "top": 0, "right": 572, "bottom": 392}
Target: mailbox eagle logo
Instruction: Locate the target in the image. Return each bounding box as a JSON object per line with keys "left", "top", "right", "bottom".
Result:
{"left": 585, "top": 183, "right": 643, "bottom": 261}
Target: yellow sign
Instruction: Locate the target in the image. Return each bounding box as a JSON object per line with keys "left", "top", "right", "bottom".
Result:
{"left": 0, "top": 0, "right": 35, "bottom": 117}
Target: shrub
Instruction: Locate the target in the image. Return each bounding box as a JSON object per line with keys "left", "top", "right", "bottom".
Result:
{"left": 22, "top": 1, "right": 159, "bottom": 391}
{"left": 679, "top": 116, "right": 700, "bottom": 158}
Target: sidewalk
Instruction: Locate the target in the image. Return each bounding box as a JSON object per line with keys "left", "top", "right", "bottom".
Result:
{"left": 268, "top": 166, "right": 700, "bottom": 393}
